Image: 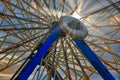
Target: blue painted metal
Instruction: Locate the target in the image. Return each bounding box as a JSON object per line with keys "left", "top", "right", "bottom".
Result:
{"left": 74, "top": 39, "right": 115, "bottom": 80}
{"left": 16, "top": 23, "right": 61, "bottom": 80}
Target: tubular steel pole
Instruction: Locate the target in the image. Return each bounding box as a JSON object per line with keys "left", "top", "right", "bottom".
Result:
{"left": 74, "top": 39, "right": 115, "bottom": 80}
{"left": 16, "top": 23, "right": 61, "bottom": 80}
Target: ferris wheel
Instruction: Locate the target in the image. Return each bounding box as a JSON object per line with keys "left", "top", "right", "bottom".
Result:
{"left": 0, "top": 0, "right": 120, "bottom": 80}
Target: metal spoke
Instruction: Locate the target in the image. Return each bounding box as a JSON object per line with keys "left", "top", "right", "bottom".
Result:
{"left": 0, "top": 32, "right": 47, "bottom": 54}
{"left": 1, "top": 0, "right": 49, "bottom": 23}
{"left": 66, "top": 37, "right": 90, "bottom": 80}
{"left": 21, "top": 0, "right": 51, "bottom": 22}
{"left": 0, "top": 12, "right": 47, "bottom": 25}
{"left": 0, "top": 27, "right": 49, "bottom": 31}
{"left": 61, "top": 37, "right": 72, "bottom": 80}
{"left": 0, "top": 0, "right": 120, "bottom": 80}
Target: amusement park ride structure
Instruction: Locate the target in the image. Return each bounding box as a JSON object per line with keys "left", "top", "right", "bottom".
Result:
{"left": 0, "top": 0, "right": 120, "bottom": 80}
{"left": 15, "top": 16, "right": 115, "bottom": 80}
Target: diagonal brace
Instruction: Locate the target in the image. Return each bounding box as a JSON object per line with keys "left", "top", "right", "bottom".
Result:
{"left": 74, "top": 39, "right": 115, "bottom": 80}
{"left": 16, "top": 23, "right": 61, "bottom": 80}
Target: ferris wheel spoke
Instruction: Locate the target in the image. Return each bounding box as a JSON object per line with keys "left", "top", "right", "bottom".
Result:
{"left": 34, "top": 0, "right": 55, "bottom": 22}
{"left": 102, "top": 28, "right": 120, "bottom": 37}
{"left": 52, "top": 0, "right": 60, "bottom": 21}
{"left": 58, "top": 1, "right": 83, "bottom": 20}
{"left": 0, "top": 46, "right": 30, "bottom": 64}
{"left": 0, "top": 22, "right": 30, "bottom": 27}
{"left": 63, "top": 0, "right": 81, "bottom": 15}
{"left": 0, "top": 12, "right": 47, "bottom": 25}
{"left": 32, "top": 61, "right": 53, "bottom": 80}
{"left": 106, "top": 0, "right": 120, "bottom": 12}
{"left": 92, "top": 1, "right": 117, "bottom": 23}
{"left": 0, "top": 27, "right": 49, "bottom": 31}
{"left": 70, "top": 55, "right": 78, "bottom": 80}
{"left": 5, "top": 51, "right": 17, "bottom": 67}
{"left": 89, "top": 35, "right": 120, "bottom": 44}
{"left": 73, "top": 39, "right": 115, "bottom": 80}
{"left": 17, "top": 0, "right": 50, "bottom": 24}
{"left": 38, "top": 63, "right": 47, "bottom": 80}
{"left": 61, "top": 37, "right": 72, "bottom": 80}
{"left": 1, "top": 0, "right": 49, "bottom": 23}
{"left": 50, "top": 0, "right": 59, "bottom": 20}
{"left": 86, "top": 41, "right": 120, "bottom": 58}
{"left": 61, "top": 0, "right": 65, "bottom": 14}
{"left": 84, "top": 1, "right": 120, "bottom": 17}
{"left": 110, "top": 29, "right": 120, "bottom": 38}
{"left": 101, "top": 58, "right": 120, "bottom": 65}
{"left": 13, "top": 26, "right": 51, "bottom": 71}
{"left": 39, "top": 44, "right": 60, "bottom": 80}
{"left": 70, "top": 1, "right": 81, "bottom": 15}
{"left": 3, "top": 53, "right": 28, "bottom": 63}
{"left": 44, "top": 62, "right": 63, "bottom": 80}
{"left": 41, "top": 60, "right": 53, "bottom": 79}
{"left": 0, "top": 55, "right": 27, "bottom": 71}
{"left": 43, "top": 0, "right": 57, "bottom": 21}
{"left": 65, "top": 38, "right": 90, "bottom": 79}
{"left": 61, "top": 0, "right": 78, "bottom": 17}
{"left": 15, "top": 25, "right": 61, "bottom": 80}
{"left": 100, "top": 58, "right": 120, "bottom": 73}
{"left": 52, "top": 39, "right": 58, "bottom": 65}
{"left": 39, "top": 58, "right": 59, "bottom": 80}
{"left": 0, "top": 32, "right": 47, "bottom": 54}
{"left": 3, "top": 17, "right": 35, "bottom": 41}
{"left": 21, "top": 0, "right": 51, "bottom": 21}
{"left": 34, "top": 59, "right": 43, "bottom": 80}
{"left": 31, "top": 68, "right": 39, "bottom": 80}
{"left": 96, "top": 12, "right": 119, "bottom": 24}
{"left": 52, "top": 44, "right": 65, "bottom": 79}
{"left": 91, "top": 24, "right": 120, "bottom": 28}
{"left": 7, "top": 52, "right": 28, "bottom": 66}
{"left": 0, "top": 0, "right": 119, "bottom": 80}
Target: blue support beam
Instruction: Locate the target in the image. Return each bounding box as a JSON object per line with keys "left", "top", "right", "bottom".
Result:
{"left": 74, "top": 39, "right": 115, "bottom": 80}
{"left": 16, "top": 23, "right": 61, "bottom": 80}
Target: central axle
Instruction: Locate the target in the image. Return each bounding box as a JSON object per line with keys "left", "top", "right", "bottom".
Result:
{"left": 59, "top": 16, "right": 88, "bottom": 39}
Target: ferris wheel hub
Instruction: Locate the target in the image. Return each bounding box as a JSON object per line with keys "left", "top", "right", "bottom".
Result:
{"left": 59, "top": 16, "right": 88, "bottom": 39}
